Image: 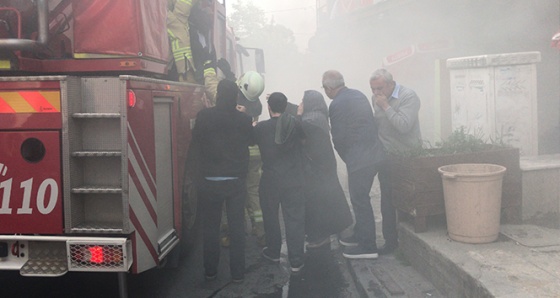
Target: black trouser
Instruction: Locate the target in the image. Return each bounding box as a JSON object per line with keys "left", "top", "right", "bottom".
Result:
{"left": 379, "top": 161, "right": 398, "bottom": 246}
{"left": 347, "top": 164, "right": 378, "bottom": 250}
{"left": 198, "top": 178, "right": 246, "bottom": 279}
{"left": 259, "top": 178, "right": 305, "bottom": 267}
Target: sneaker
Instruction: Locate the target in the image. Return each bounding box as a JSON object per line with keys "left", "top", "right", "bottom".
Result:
{"left": 306, "top": 236, "right": 331, "bottom": 249}
{"left": 338, "top": 235, "right": 359, "bottom": 247}
{"left": 262, "top": 247, "right": 280, "bottom": 263}
{"left": 205, "top": 273, "right": 217, "bottom": 281}
{"left": 290, "top": 263, "right": 304, "bottom": 274}
{"left": 342, "top": 245, "right": 379, "bottom": 259}
{"left": 379, "top": 242, "right": 398, "bottom": 255}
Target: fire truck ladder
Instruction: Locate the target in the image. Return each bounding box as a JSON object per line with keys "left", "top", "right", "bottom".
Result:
{"left": 65, "top": 77, "right": 130, "bottom": 235}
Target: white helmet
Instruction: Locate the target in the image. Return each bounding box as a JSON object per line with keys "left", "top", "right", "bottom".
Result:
{"left": 237, "top": 71, "right": 265, "bottom": 102}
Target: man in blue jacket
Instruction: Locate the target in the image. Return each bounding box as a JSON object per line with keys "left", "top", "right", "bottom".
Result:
{"left": 322, "top": 70, "right": 385, "bottom": 259}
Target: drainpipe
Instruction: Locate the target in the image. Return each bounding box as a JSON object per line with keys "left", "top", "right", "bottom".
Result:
{"left": 0, "top": 0, "right": 49, "bottom": 51}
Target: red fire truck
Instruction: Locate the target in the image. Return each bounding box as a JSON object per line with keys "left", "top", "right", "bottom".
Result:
{"left": 0, "top": 0, "right": 260, "bottom": 295}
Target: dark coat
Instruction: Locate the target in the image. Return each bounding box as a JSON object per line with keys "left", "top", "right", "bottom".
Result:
{"left": 300, "top": 90, "right": 352, "bottom": 239}
{"left": 329, "top": 87, "right": 385, "bottom": 173}
{"left": 254, "top": 116, "right": 305, "bottom": 188}
{"left": 189, "top": 96, "right": 254, "bottom": 181}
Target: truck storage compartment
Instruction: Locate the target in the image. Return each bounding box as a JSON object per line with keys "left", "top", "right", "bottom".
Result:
{"left": 72, "top": 0, "right": 169, "bottom": 62}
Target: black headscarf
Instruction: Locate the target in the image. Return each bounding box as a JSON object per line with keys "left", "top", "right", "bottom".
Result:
{"left": 215, "top": 80, "right": 239, "bottom": 110}
{"left": 302, "top": 90, "right": 330, "bottom": 134}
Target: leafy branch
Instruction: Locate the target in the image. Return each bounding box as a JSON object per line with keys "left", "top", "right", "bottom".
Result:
{"left": 389, "top": 126, "right": 513, "bottom": 158}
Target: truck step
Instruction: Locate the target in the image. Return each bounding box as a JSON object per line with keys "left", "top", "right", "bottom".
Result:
{"left": 72, "top": 112, "right": 120, "bottom": 118}
{"left": 72, "top": 151, "right": 121, "bottom": 157}
{"left": 72, "top": 186, "right": 122, "bottom": 194}
{"left": 20, "top": 242, "right": 68, "bottom": 277}
{"left": 21, "top": 259, "right": 68, "bottom": 277}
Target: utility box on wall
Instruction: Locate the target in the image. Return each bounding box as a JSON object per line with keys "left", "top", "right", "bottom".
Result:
{"left": 447, "top": 52, "right": 541, "bottom": 156}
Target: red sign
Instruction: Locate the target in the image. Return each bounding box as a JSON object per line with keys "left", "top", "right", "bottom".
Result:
{"left": 383, "top": 46, "right": 415, "bottom": 66}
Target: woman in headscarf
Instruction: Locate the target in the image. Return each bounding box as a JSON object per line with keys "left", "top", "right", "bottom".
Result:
{"left": 297, "top": 90, "right": 352, "bottom": 249}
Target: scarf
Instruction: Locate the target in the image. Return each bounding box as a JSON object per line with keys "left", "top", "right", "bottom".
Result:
{"left": 275, "top": 112, "right": 296, "bottom": 144}
{"left": 301, "top": 90, "right": 330, "bottom": 134}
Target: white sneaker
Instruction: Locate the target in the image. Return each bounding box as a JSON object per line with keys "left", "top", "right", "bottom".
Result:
{"left": 290, "top": 263, "right": 304, "bottom": 273}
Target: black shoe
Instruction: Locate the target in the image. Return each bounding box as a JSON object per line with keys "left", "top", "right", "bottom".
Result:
{"left": 205, "top": 273, "right": 217, "bottom": 281}
{"left": 379, "top": 243, "right": 398, "bottom": 255}
{"left": 262, "top": 247, "right": 280, "bottom": 263}
{"left": 342, "top": 245, "right": 379, "bottom": 259}
{"left": 338, "top": 235, "right": 359, "bottom": 247}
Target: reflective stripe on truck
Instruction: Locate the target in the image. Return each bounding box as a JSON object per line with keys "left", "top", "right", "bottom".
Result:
{"left": 0, "top": 91, "right": 60, "bottom": 113}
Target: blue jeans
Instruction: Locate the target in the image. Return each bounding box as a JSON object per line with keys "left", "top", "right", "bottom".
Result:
{"left": 347, "top": 164, "right": 378, "bottom": 250}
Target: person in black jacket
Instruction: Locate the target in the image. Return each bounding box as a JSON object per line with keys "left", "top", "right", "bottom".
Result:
{"left": 322, "top": 70, "right": 385, "bottom": 259}
{"left": 189, "top": 79, "right": 254, "bottom": 283}
{"left": 254, "top": 92, "right": 306, "bottom": 274}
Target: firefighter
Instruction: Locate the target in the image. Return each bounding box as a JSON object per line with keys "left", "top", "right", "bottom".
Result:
{"left": 167, "top": 0, "right": 218, "bottom": 107}
{"left": 238, "top": 71, "right": 266, "bottom": 245}
{"left": 221, "top": 71, "right": 267, "bottom": 247}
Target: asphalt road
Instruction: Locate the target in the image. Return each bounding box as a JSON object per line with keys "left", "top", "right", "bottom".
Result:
{"left": 0, "top": 221, "right": 362, "bottom": 298}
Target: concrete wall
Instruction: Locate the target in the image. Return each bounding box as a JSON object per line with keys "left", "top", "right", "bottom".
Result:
{"left": 521, "top": 154, "right": 560, "bottom": 228}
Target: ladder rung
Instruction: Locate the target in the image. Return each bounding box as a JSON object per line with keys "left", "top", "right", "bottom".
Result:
{"left": 72, "top": 113, "right": 120, "bottom": 118}
{"left": 72, "top": 151, "right": 121, "bottom": 157}
{"left": 72, "top": 187, "right": 122, "bottom": 194}
{"left": 70, "top": 222, "right": 124, "bottom": 233}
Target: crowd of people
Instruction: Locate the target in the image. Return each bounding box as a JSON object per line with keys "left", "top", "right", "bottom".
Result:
{"left": 188, "top": 68, "right": 422, "bottom": 283}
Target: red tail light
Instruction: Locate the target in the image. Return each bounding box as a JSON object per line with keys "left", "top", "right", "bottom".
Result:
{"left": 88, "top": 246, "right": 104, "bottom": 263}
{"left": 128, "top": 90, "right": 136, "bottom": 108}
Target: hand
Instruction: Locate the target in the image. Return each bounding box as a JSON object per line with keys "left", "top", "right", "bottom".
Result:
{"left": 374, "top": 94, "right": 390, "bottom": 111}
{"left": 216, "top": 58, "right": 231, "bottom": 73}
{"left": 297, "top": 102, "right": 304, "bottom": 116}
{"left": 236, "top": 105, "right": 247, "bottom": 113}
{"left": 216, "top": 58, "right": 236, "bottom": 81}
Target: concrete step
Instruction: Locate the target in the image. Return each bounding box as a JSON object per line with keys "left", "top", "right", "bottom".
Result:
{"left": 399, "top": 223, "right": 560, "bottom": 297}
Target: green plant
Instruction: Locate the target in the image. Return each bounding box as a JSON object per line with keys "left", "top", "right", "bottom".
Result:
{"left": 389, "top": 126, "right": 512, "bottom": 158}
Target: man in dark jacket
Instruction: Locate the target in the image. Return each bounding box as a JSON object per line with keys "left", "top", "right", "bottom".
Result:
{"left": 322, "top": 70, "right": 385, "bottom": 259}
{"left": 190, "top": 79, "right": 254, "bottom": 283}
{"left": 254, "top": 92, "right": 306, "bottom": 273}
